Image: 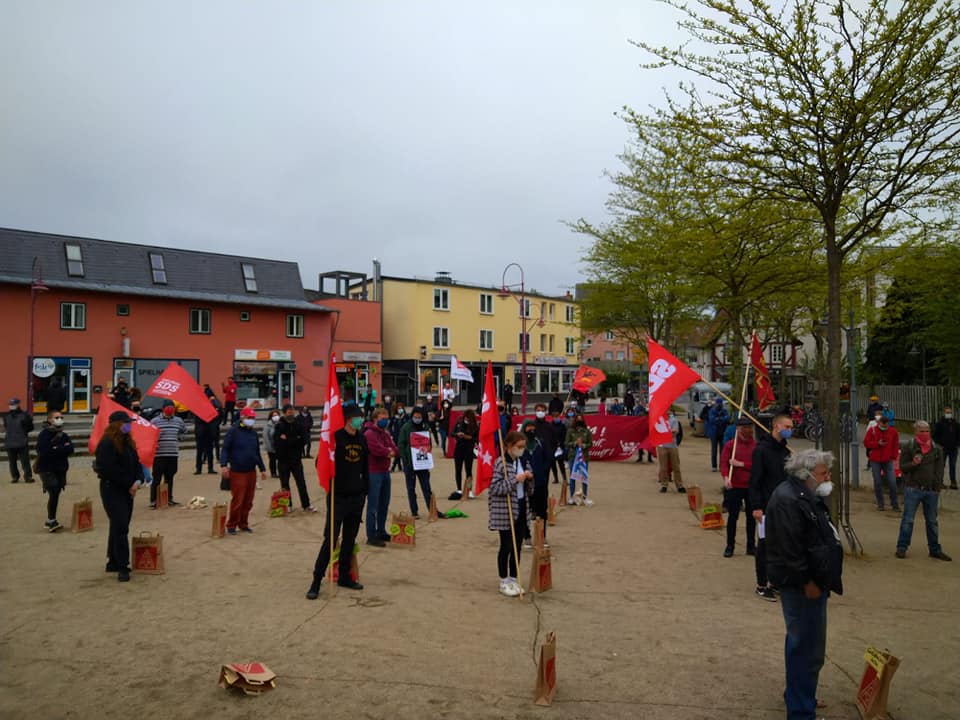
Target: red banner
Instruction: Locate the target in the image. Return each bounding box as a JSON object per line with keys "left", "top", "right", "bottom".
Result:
{"left": 751, "top": 332, "right": 776, "bottom": 410}
{"left": 146, "top": 362, "right": 218, "bottom": 422}
{"left": 316, "top": 357, "right": 344, "bottom": 494}
{"left": 647, "top": 339, "right": 701, "bottom": 447}
{"left": 572, "top": 364, "right": 607, "bottom": 392}
{"left": 88, "top": 396, "right": 160, "bottom": 467}
{"left": 474, "top": 362, "right": 499, "bottom": 495}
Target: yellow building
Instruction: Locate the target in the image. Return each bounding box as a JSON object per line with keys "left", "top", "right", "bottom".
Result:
{"left": 358, "top": 272, "right": 582, "bottom": 407}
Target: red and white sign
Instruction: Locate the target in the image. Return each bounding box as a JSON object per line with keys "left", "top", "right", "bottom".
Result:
{"left": 88, "top": 396, "right": 160, "bottom": 467}
{"left": 315, "top": 357, "right": 344, "bottom": 493}
{"left": 647, "top": 339, "right": 700, "bottom": 447}
{"left": 146, "top": 362, "right": 218, "bottom": 422}
{"left": 474, "top": 362, "right": 499, "bottom": 494}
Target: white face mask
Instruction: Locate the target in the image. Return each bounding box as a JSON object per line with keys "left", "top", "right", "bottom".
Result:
{"left": 946, "top": 413, "right": 954, "bottom": 420}
{"left": 53, "top": 418, "right": 64, "bottom": 427}
{"left": 508, "top": 447, "right": 524, "bottom": 459}
{"left": 535, "top": 411, "right": 546, "bottom": 419}
{"left": 271, "top": 415, "right": 280, "bottom": 423}
{"left": 242, "top": 418, "right": 255, "bottom": 428}
{"left": 875, "top": 415, "right": 882, "bottom": 421}
{"left": 815, "top": 481, "right": 834, "bottom": 497}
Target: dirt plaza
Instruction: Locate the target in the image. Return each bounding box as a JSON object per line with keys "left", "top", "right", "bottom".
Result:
{"left": 0, "top": 433, "right": 956, "bottom": 720}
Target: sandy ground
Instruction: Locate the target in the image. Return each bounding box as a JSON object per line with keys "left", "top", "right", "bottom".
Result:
{"left": 0, "top": 435, "right": 957, "bottom": 720}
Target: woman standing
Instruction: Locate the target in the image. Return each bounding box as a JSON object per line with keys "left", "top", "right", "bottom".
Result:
{"left": 36, "top": 410, "right": 74, "bottom": 532}
{"left": 95, "top": 410, "right": 145, "bottom": 581}
{"left": 263, "top": 409, "right": 280, "bottom": 478}
{"left": 450, "top": 409, "right": 478, "bottom": 500}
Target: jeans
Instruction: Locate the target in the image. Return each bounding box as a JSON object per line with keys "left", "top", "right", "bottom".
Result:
{"left": 871, "top": 460, "right": 898, "bottom": 509}
{"left": 404, "top": 465, "right": 433, "bottom": 516}
{"left": 723, "top": 487, "right": 756, "bottom": 551}
{"left": 896, "top": 486, "right": 942, "bottom": 553}
{"left": 945, "top": 448, "right": 958, "bottom": 487}
{"left": 7, "top": 446, "right": 32, "bottom": 481}
{"left": 779, "top": 588, "right": 828, "bottom": 720}
{"left": 279, "top": 459, "right": 312, "bottom": 509}
{"left": 366, "top": 471, "right": 391, "bottom": 541}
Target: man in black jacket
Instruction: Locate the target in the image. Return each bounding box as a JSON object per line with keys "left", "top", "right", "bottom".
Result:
{"left": 307, "top": 404, "right": 368, "bottom": 598}
{"left": 748, "top": 414, "right": 793, "bottom": 601}
{"left": 4, "top": 398, "right": 34, "bottom": 483}
{"left": 933, "top": 406, "right": 959, "bottom": 489}
{"left": 766, "top": 449, "right": 843, "bottom": 720}
{"left": 275, "top": 404, "right": 315, "bottom": 512}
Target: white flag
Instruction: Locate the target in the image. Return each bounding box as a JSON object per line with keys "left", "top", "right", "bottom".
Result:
{"left": 450, "top": 356, "right": 474, "bottom": 383}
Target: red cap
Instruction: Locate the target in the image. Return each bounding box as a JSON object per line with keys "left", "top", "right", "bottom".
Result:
{"left": 240, "top": 407, "right": 256, "bottom": 419}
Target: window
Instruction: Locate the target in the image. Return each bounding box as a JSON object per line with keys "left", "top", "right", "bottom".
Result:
{"left": 771, "top": 344, "right": 784, "bottom": 364}
{"left": 565, "top": 305, "right": 575, "bottom": 323}
{"left": 65, "top": 244, "right": 84, "bottom": 277}
{"left": 241, "top": 263, "right": 257, "bottom": 293}
{"left": 539, "top": 334, "right": 546, "bottom": 352}
{"left": 479, "top": 293, "right": 493, "bottom": 314}
{"left": 480, "top": 329, "right": 494, "bottom": 350}
{"left": 605, "top": 331, "right": 615, "bottom": 341}
{"left": 583, "top": 337, "right": 593, "bottom": 348}
{"left": 604, "top": 351, "right": 613, "bottom": 360}
{"left": 548, "top": 303, "right": 555, "bottom": 320}
{"left": 433, "top": 288, "right": 449, "bottom": 310}
{"left": 540, "top": 302, "right": 547, "bottom": 320}
{"left": 565, "top": 337, "right": 576, "bottom": 355}
{"left": 286, "top": 314, "right": 304, "bottom": 338}
{"left": 149, "top": 252, "right": 167, "bottom": 284}
{"left": 190, "top": 308, "right": 211, "bottom": 334}
{"left": 116, "top": 304, "right": 130, "bottom": 317}
{"left": 60, "top": 302, "right": 86, "bottom": 330}
{"left": 520, "top": 298, "right": 531, "bottom": 318}
{"left": 239, "top": 311, "right": 251, "bottom": 322}
{"left": 616, "top": 350, "right": 626, "bottom": 361}
{"left": 433, "top": 326, "right": 449, "bottom": 348}
{"left": 549, "top": 335, "right": 555, "bottom": 353}
{"left": 518, "top": 333, "right": 530, "bottom": 352}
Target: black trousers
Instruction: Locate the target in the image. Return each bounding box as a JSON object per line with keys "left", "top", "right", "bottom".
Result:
{"left": 195, "top": 440, "right": 214, "bottom": 472}
{"left": 100, "top": 484, "right": 133, "bottom": 570}
{"left": 550, "top": 455, "right": 567, "bottom": 483}
{"left": 7, "top": 446, "right": 32, "bottom": 481}
{"left": 151, "top": 456, "right": 178, "bottom": 502}
{"left": 755, "top": 538, "right": 768, "bottom": 587}
{"left": 42, "top": 471, "right": 66, "bottom": 519}
{"left": 531, "top": 484, "right": 548, "bottom": 539}
{"left": 724, "top": 487, "right": 756, "bottom": 551}
{"left": 224, "top": 401, "right": 236, "bottom": 424}
{"left": 453, "top": 452, "right": 474, "bottom": 490}
{"left": 312, "top": 493, "right": 365, "bottom": 583}
{"left": 279, "top": 459, "right": 311, "bottom": 508}
{"left": 267, "top": 452, "right": 278, "bottom": 477}
{"left": 497, "top": 506, "right": 526, "bottom": 578}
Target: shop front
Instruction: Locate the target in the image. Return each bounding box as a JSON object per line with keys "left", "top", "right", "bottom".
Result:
{"left": 112, "top": 358, "right": 200, "bottom": 409}
{"left": 30, "top": 356, "right": 92, "bottom": 414}
{"left": 338, "top": 351, "right": 381, "bottom": 404}
{"left": 233, "top": 349, "right": 296, "bottom": 410}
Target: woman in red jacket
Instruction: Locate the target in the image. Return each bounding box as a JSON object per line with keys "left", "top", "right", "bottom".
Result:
{"left": 863, "top": 414, "right": 900, "bottom": 511}
{"left": 363, "top": 408, "right": 398, "bottom": 547}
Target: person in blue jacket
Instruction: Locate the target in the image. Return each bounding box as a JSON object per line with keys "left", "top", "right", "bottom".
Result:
{"left": 707, "top": 399, "right": 731, "bottom": 471}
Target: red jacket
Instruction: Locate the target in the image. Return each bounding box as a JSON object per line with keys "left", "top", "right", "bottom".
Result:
{"left": 863, "top": 425, "right": 899, "bottom": 463}
{"left": 222, "top": 381, "right": 237, "bottom": 403}
{"left": 720, "top": 436, "right": 755, "bottom": 489}
{"left": 364, "top": 422, "right": 398, "bottom": 473}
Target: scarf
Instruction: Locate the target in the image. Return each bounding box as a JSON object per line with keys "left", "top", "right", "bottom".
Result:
{"left": 916, "top": 434, "right": 933, "bottom": 454}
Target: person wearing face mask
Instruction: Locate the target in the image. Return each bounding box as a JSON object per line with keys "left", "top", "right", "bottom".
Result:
{"left": 765, "top": 449, "right": 844, "bottom": 720}
{"left": 422, "top": 394, "right": 440, "bottom": 446}
{"left": 275, "top": 404, "right": 315, "bottom": 512}
{"left": 565, "top": 413, "right": 593, "bottom": 503}
{"left": 397, "top": 407, "right": 435, "bottom": 518}
{"left": 748, "top": 414, "right": 793, "bottom": 601}
{"left": 95, "top": 411, "right": 146, "bottom": 581}
{"left": 438, "top": 399, "right": 452, "bottom": 453}
{"left": 895, "top": 421, "right": 951, "bottom": 561}
{"left": 488, "top": 430, "right": 534, "bottom": 596}
{"left": 262, "top": 409, "right": 281, "bottom": 478}
{"left": 932, "top": 406, "right": 959, "bottom": 490}
{"left": 4, "top": 397, "right": 34, "bottom": 483}
{"left": 450, "top": 409, "right": 479, "bottom": 500}
{"left": 523, "top": 413, "right": 553, "bottom": 544}
{"left": 548, "top": 411, "right": 568, "bottom": 486}
{"left": 220, "top": 407, "right": 267, "bottom": 534}
{"left": 36, "top": 410, "right": 75, "bottom": 532}
{"left": 298, "top": 406, "right": 314, "bottom": 458}
{"left": 720, "top": 417, "right": 756, "bottom": 557}
{"left": 388, "top": 403, "right": 406, "bottom": 472}
{"left": 364, "top": 407, "right": 398, "bottom": 545}
{"left": 863, "top": 413, "right": 901, "bottom": 511}
{"left": 866, "top": 395, "right": 882, "bottom": 419}
{"left": 706, "top": 399, "right": 731, "bottom": 472}
{"left": 149, "top": 399, "right": 186, "bottom": 507}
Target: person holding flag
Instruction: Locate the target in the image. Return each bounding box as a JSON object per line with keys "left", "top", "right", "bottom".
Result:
{"left": 565, "top": 414, "right": 593, "bottom": 504}
{"left": 488, "top": 430, "right": 534, "bottom": 597}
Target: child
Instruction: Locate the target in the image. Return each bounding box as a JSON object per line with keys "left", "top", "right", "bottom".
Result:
{"left": 565, "top": 414, "right": 593, "bottom": 505}
{"left": 488, "top": 431, "right": 534, "bottom": 597}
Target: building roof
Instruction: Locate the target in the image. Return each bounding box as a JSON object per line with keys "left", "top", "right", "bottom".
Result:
{"left": 378, "top": 274, "right": 577, "bottom": 302}
{"left": 0, "top": 227, "right": 330, "bottom": 312}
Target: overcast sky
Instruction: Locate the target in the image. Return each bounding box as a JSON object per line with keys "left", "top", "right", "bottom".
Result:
{"left": 1, "top": 1, "right": 687, "bottom": 296}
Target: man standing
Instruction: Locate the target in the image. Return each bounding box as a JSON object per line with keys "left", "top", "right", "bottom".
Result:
{"left": 933, "top": 406, "right": 959, "bottom": 490}
{"left": 866, "top": 394, "right": 882, "bottom": 419}
{"left": 863, "top": 413, "right": 900, "bottom": 511}
{"left": 528, "top": 406, "right": 555, "bottom": 531}
{"left": 150, "top": 399, "right": 186, "bottom": 507}
{"left": 706, "top": 399, "right": 730, "bottom": 471}
{"left": 442, "top": 382, "right": 456, "bottom": 404}
{"left": 623, "top": 389, "right": 636, "bottom": 416}
{"left": 193, "top": 408, "right": 216, "bottom": 475}
{"left": 275, "top": 403, "right": 316, "bottom": 512}
{"left": 299, "top": 406, "right": 314, "bottom": 458}
{"left": 548, "top": 392, "right": 564, "bottom": 415}
{"left": 306, "top": 405, "right": 368, "bottom": 598}
{"left": 749, "top": 414, "right": 793, "bottom": 601}
{"left": 657, "top": 412, "right": 685, "bottom": 494}
{"left": 4, "top": 398, "right": 34, "bottom": 483}
{"left": 221, "top": 376, "right": 238, "bottom": 425}
{"left": 361, "top": 384, "right": 377, "bottom": 420}
{"left": 766, "top": 449, "right": 844, "bottom": 720}
{"left": 720, "top": 417, "right": 756, "bottom": 557}
{"left": 896, "top": 421, "right": 952, "bottom": 561}
{"left": 502, "top": 381, "right": 514, "bottom": 410}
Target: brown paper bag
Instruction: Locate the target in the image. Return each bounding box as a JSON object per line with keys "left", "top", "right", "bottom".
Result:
{"left": 218, "top": 662, "right": 277, "bottom": 695}
{"left": 687, "top": 485, "right": 703, "bottom": 513}
{"left": 428, "top": 494, "right": 439, "bottom": 522}
{"left": 156, "top": 482, "right": 169, "bottom": 509}
{"left": 331, "top": 542, "right": 361, "bottom": 584}
{"left": 211, "top": 503, "right": 227, "bottom": 538}
{"left": 547, "top": 497, "right": 557, "bottom": 526}
{"left": 131, "top": 531, "right": 165, "bottom": 574}
{"left": 856, "top": 647, "right": 900, "bottom": 719}
{"left": 700, "top": 504, "right": 724, "bottom": 529}
{"left": 71, "top": 497, "right": 94, "bottom": 533}
{"left": 534, "top": 631, "right": 557, "bottom": 706}
{"left": 559, "top": 481, "right": 568, "bottom": 507}
{"left": 389, "top": 512, "right": 416, "bottom": 547}
{"left": 532, "top": 518, "right": 545, "bottom": 551}
{"left": 528, "top": 546, "right": 553, "bottom": 593}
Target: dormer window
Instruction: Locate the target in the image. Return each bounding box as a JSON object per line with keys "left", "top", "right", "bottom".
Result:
{"left": 65, "top": 244, "right": 84, "bottom": 277}
{"left": 149, "top": 253, "right": 167, "bottom": 284}
{"left": 242, "top": 263, "right": 258, "bottom": 293}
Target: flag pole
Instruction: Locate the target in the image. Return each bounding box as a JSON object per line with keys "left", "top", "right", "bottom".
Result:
{"left": 697, "top": 377, "right": 768, "bottom": 433}
{"left": 497, "top": 426, "right": 525, "bottom": 599}
{"left": 328, "top": 474, "right": 336, "bottom": 600}
{"left": 726, "top": 335, "right": 753, "bottom": 489}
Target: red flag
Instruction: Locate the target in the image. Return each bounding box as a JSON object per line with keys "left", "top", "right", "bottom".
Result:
{"left": 315, "top": 358, "right": 344, "bottom": 494}
{"left": 572, "top": 364, "right": 606, "bottom": 393}
{"left": 146, "top": 362, "right": 218, "bottom": 422}
{"left": 88, "top": 396, "right": 160, "bottom": 467}
{"left": 647, "top": 339, "right": 700, "bottom": 446}
{"left": 751, "top": 332, "right": 776, "bottom": 410}
{"left": 474, "top": 362, "right": 499, "bottom": 496}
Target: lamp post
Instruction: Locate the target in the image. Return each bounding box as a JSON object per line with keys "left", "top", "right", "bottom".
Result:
{"left": 498, "top": 263, "right": 545, "bottom": 415}
{"left": 27, "top": 257, "right": 49, "bottom": 415}
{"left": 843, "top": 307, "right": 859, "bottom": 489}
{"left": 909, "top": 341, "right": 928, "bottom": 421}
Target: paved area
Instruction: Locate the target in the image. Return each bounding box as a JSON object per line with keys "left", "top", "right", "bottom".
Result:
{"left": 0, "top": 434, "right": 956, "bottom": 719}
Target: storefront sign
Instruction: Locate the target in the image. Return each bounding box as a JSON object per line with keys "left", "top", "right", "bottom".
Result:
{"left": 32, "top": 358, "right": 57, "bottom": 377}
{"left": 341, "top": 351, "right": 381, "bottom": 362}
{"left": 234, "top": 349, "right": 292, "bottom": 361}
{"left": 533, "top": 356, "right": 568, "bottom": 365}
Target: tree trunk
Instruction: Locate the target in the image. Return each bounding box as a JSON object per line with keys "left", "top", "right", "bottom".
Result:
{"left": 823, "top": 233, "right": 843, "bottom": 522}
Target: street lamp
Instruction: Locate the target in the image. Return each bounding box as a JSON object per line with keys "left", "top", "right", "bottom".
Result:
{"left": 499, "top": 263, "right": 544, "bottom": 415}
{"left": 27, "top": 257, "right": 49, "bottom": 415}
{"left": 909, "top": 342, "right": 927, "bottom": 421}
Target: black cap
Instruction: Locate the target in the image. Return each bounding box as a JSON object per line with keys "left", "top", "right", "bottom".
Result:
{"left": 282, "top": 403, "right": 295, "bottom": 412}
{"left": 736, "top": 416, "right": 752, "bottom": 426}
{"left": 109, "top": 410, "right": 134, "bottom": 424}
{"left": 343, "top": 404, "right": 363, "bottom": 419}
{"left": 161, "top": 399, "right": 175, "bottom": 408}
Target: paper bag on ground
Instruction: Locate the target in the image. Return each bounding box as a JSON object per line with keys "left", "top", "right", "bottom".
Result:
{"left": 218, "top": 662, "right": 277, "bottom": 696}
{"left": 547, "top": 497, "right": 557, "bottom": 526}
{"left": 211, "top": 503, "right": 227, "bottom": 538}
{"left": 856, "top": 646, "right": 900, "bottom": 720}
{"left": 534, "top": 632, "right": 557, "bottom": 706}
{"left": 528, "top": 546, "right": 553, "bottom": 593}
{"left": 331, "top": 543, "right": 361, "bottom": 584}
{"left": 389, "top": 512, "right": 416, "bottom": 547}
{"left": 71, "top": 497, "right": 94, "bottom": 533}
{"left": 559, "top": 482, "right": 568, "bottom": 507}
{"left": 131, "top": 531, "right": 165, "bottom": 574}
{"left": 687, "top": 485, "right": 703, "bottom": 513}
{"left": 156, "top": 482, "right": 169, "bottom": 509}
{"left": 428, "top": 495, "right": 439, "bottom": 522}
{"left": 700, "top": 504, "right": 724, "bottom": 529}
{"left": 269, "top": 490, "right": 291, "bottom": 517}
{"left": 532, "top": 518, "right": 545, "bottom": 551}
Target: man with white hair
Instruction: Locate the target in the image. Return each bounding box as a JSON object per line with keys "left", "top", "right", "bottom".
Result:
{"left": 766, "top": 449, "right": 844, "bottom": 720}
{"left": 896, "top": 420, "right": 951, "bottom": 561}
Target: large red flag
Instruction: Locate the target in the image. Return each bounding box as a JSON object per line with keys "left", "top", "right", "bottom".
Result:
{"left": 146, "top": 362, "right": 218, "bottom": 422}
{"left": 572, "top": 364, "right": 607, "bottom": 393}
{"left": 751, "top": 332, "right": 776, "bottom": 410}
{"left": 474, "top": 362, "right": 499, "bottom": 496}
{"left": 88, "top": 396, "right": 160, "bottom": 467}
{"left": 315, "top": 358, "right": 344, "bottom": 494}
{"left": 647, "top": 339, "right": 700, "bottom": 446}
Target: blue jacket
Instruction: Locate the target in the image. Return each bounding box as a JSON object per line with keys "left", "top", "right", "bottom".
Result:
{"left": 707, "top": 405, "right": 730, "bottom": 439}
{"left": 220, "top": 426, "right": 266, "bottom": 473}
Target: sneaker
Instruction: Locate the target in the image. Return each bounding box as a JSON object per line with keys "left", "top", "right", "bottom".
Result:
{"left": 379, "top": 532, "right": 392, "bottom": 542}
{"left": 149, "top": 503, "right": 157, "bottom": 509}
{"left": 756, "top": 586, "right": 777, "bottom": 602}
{"left": 523, "top": 541, "right": 533, "bottom": 550}
{"left": 240, "top": 527, "right": 253, "bottom": 533}
{"left": 11, "top": 478, "right": 19, "bottom": 483}
{"left": 876, "top": 506, "right": 884, "bottom": 511}
{"left": 118, "top": 570, "right": 131, "bottom": 582}
{"left": 659, "top": 486, "right": 667, "bottom": 494}
{"left": 583, "top": 497, "right": 595, "bottom": 507}
{"left": 47, "top": 520, "right": 62, "bottom": 533}
{"left": 499, "top": 580, "right": 520, "bottom": 597}
{"left": 930, "top": 550, "right": 953, "bottom": 561}
{"left": 367, "top": 538, "right": 386, "bottom": 547}
{"left": 227, "top": 527, "right": 238, "bottom": 535}
{"left": 306, "top": 581, "right": 321, "bottom": 600}
{"left": 895, "top": 548, "right": 906, "bottom": 558}
{"left": 256, "top": 482, "right": 263, "bottom": 489}
{"left": 746, "top": 547, "right": 756, "bottom": 556}
{"left": 723, "top": 547, "right": 734, "bottom": 558}
{"left": 891, "top": 506, "right": 901, "bottom": 513}
{"left": 168, "top": 500, "right": 180, "bottom": 507}
{"left": 412, "top": 514, "right": 420, "bottom": 520}
{"left": 448, "top": 491, "right": 462, "bottom": 501}
{"left": 468, "top": 491, "right": 476, "bottom": 499}
{"left": 677, "top": 487, "right": 686, "bottom": 494}
{"left": 567, "top": 499, "right": 577, "bottom": 506}
{"left": 305, "top": 505, "right": 318, "bottom": 513}
{"left": 25, "top": 478, "right": 35, "bottom": 483}
{"left": 338, "top": 579, "right": 364, "bottom": 590}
